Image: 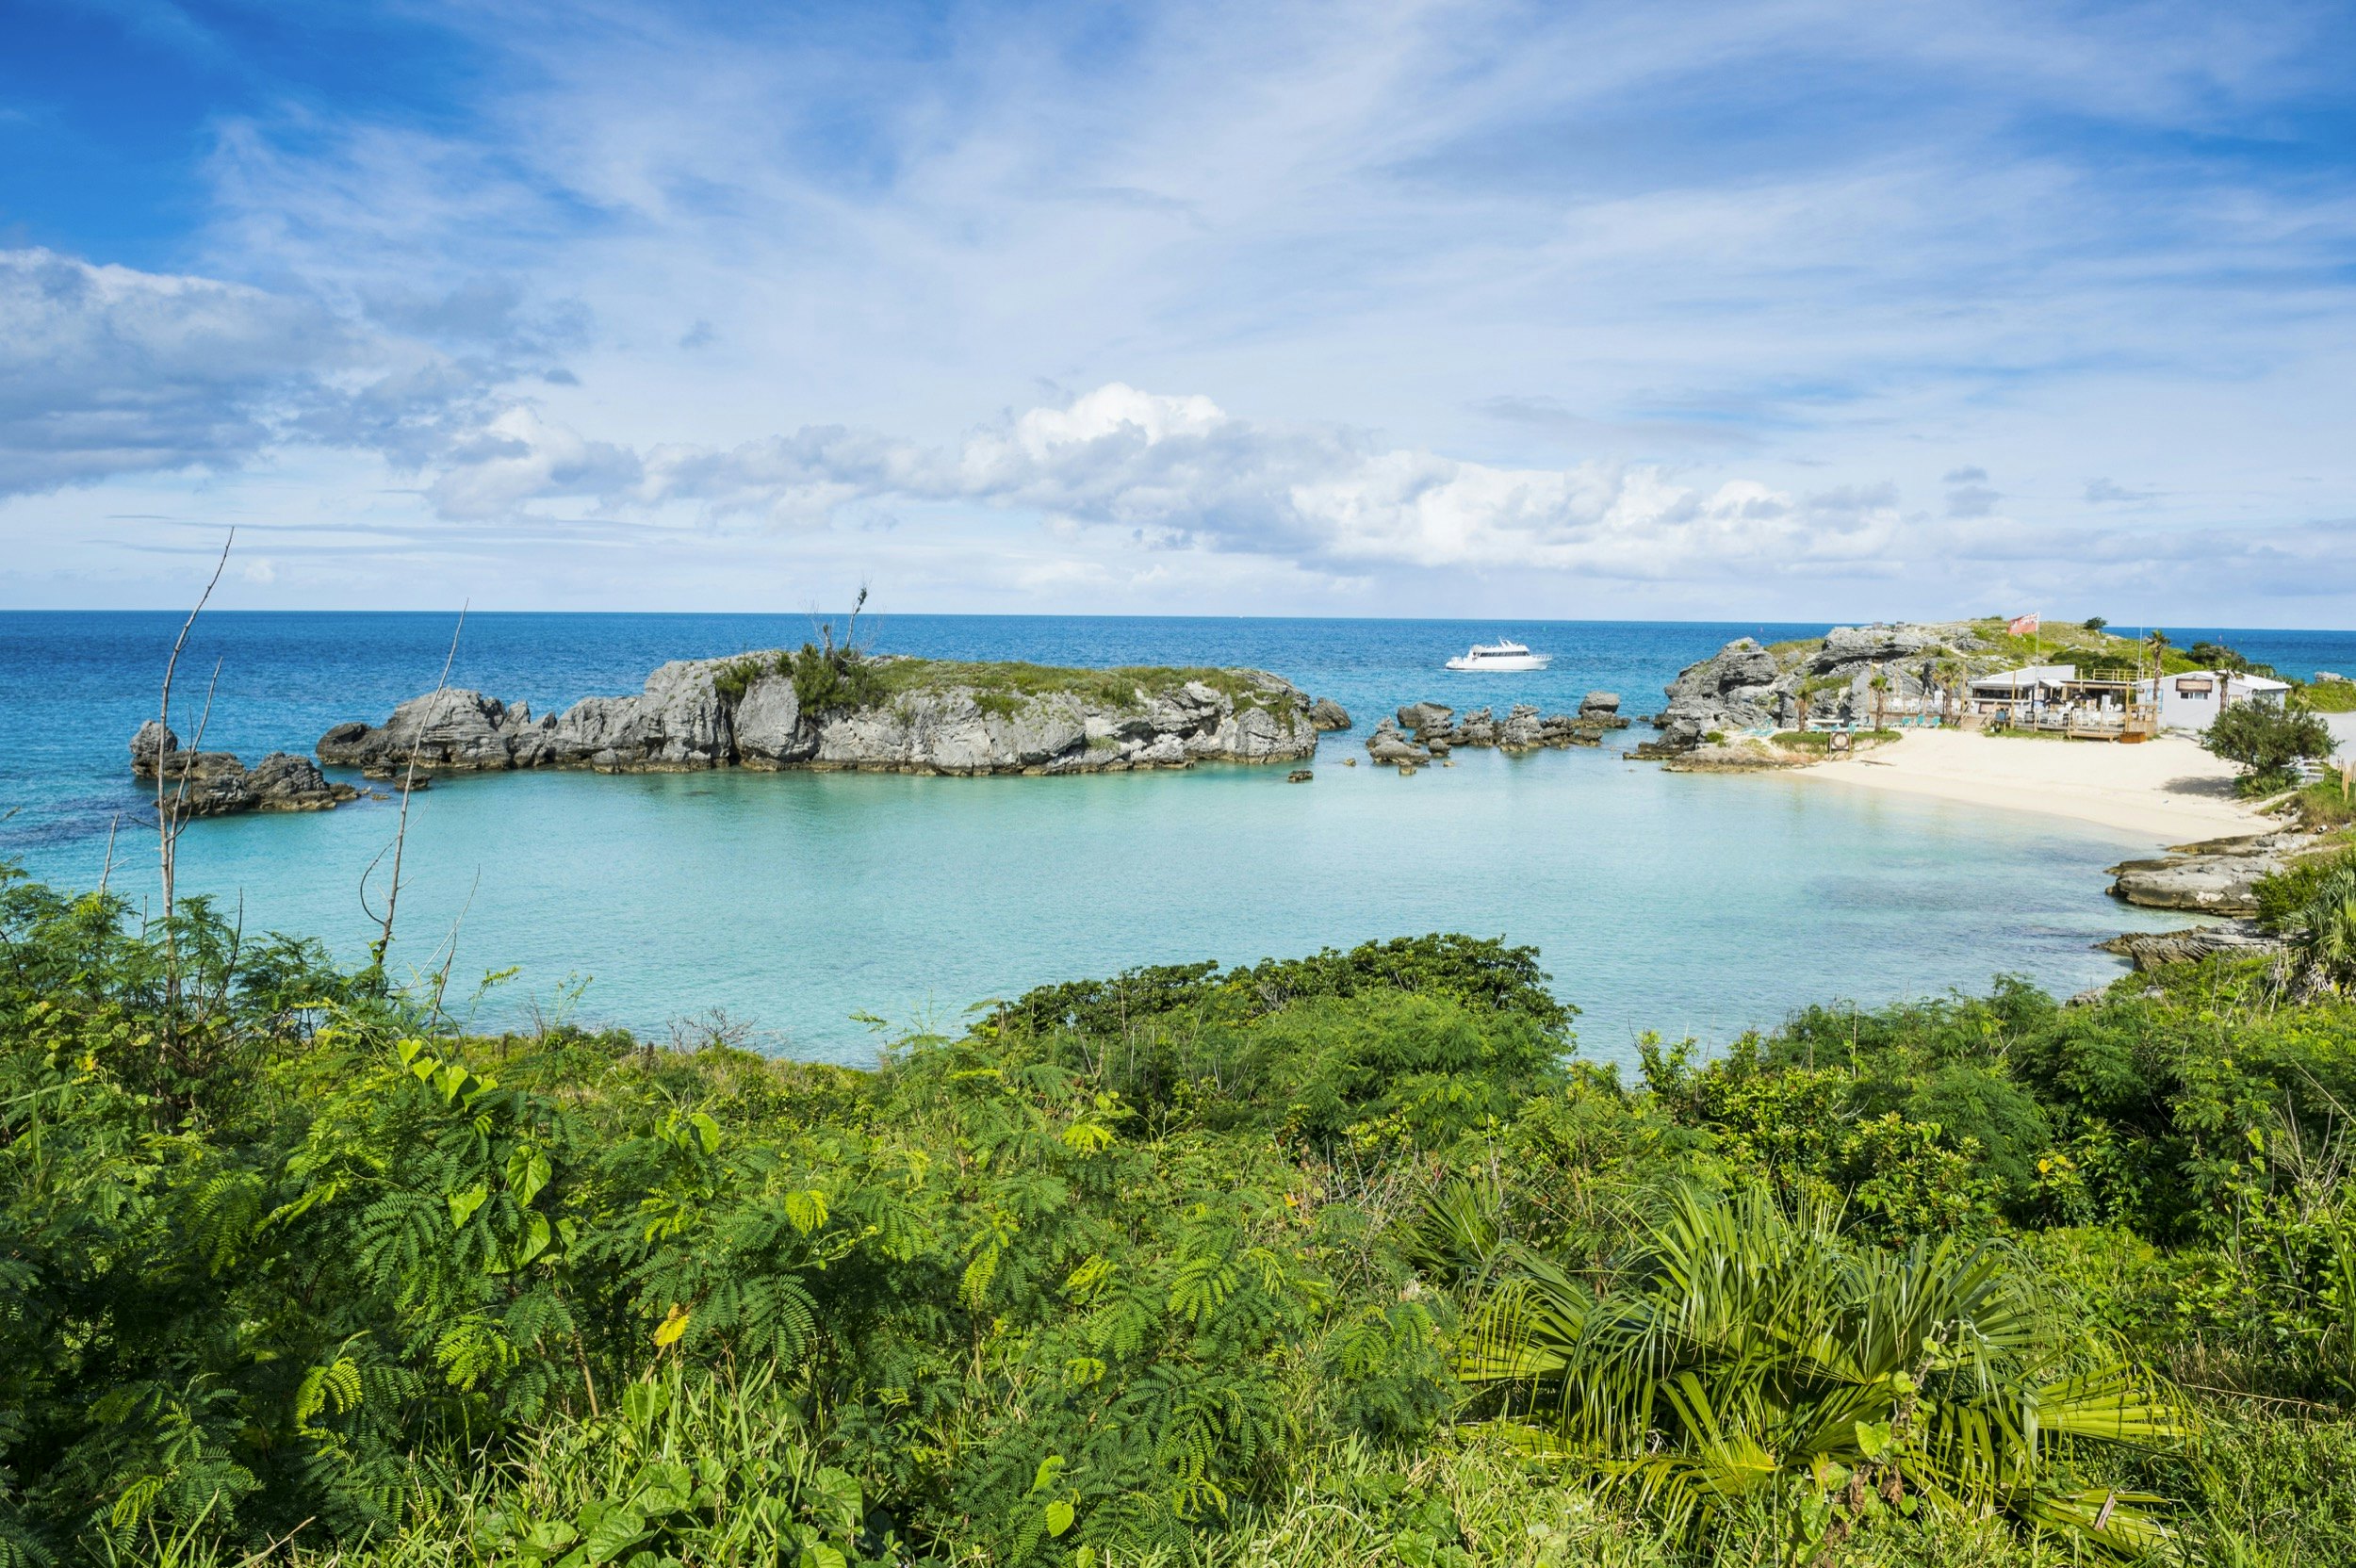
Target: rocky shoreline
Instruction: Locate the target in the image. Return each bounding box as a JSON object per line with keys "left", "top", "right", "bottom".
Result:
{"left": 311, "top": 656, "right": 1339, "bottom": 778}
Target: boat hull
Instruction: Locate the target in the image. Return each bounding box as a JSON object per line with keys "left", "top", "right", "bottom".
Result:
{"left": 1445, "top": 655, "right": 1552, "bottom": 672}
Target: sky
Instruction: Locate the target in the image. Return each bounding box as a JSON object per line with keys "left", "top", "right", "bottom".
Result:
{"left": 3, "top": 0, "right": 2354, "bottom": 623}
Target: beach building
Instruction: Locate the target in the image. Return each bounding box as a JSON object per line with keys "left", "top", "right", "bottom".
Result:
{"left": 1968, "top": 664, "right": 2077, "bottom": 717}
{"left": 2133, "top": 671, "right": 2291, "bottom": 734}
{"left": 2326, "top": 713, "right": 2356, "bottom": 761}
{"left": 1966, "top": 664, "right": 2135, "bottom": 733}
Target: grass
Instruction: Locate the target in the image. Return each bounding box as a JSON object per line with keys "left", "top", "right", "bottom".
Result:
{"left": 871, "top": 658, "right": 1294, "bottom": 717}
{"left": 2299, "top": 679, "right": 2356, "bottom": 714}
{"left": 1772, "top": 728, "right": 1901, "bottom": 751}
{"left": 2280, "top": 778, "right": 2356, "bottom": 833}
{"left": 705, "top": 653, "right": 1297, "bottom": 719}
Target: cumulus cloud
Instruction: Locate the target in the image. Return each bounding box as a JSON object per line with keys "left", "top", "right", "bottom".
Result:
{"left": 0, "top": 248, "right": 355, "bottom": 495}
{"left": 0, "top": 246, "right": 590, "bottom": 508}
{"left": 503, "top": 382, "right": 1903, "bottom": 580}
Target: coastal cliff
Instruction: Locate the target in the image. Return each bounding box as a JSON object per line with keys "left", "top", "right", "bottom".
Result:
{"left": 317, "top": 655, "right": 1331, "bottom": 777}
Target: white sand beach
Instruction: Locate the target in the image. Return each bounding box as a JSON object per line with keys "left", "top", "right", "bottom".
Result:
{"left": 1792, "top": 729, "right": 2268, "bottom": 843}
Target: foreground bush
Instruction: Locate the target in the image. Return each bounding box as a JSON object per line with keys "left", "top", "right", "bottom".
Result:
{"left": 6, "top": 863, "right": 2356, "bottom": 1565}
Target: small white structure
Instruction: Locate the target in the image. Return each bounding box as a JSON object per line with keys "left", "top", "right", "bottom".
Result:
{"left": 2134, "top": 671, "right": 2291, "bottom": 733}
{"left": 2325, "top": 712, "right": 2356, "bottom": 761}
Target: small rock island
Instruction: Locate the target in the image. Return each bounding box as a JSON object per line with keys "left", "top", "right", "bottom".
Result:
{"left": 316, "top": 654, "right": 1348, "bottom": 778}
{"left": 131, "top": 721, "right": 359, "bottom": 817}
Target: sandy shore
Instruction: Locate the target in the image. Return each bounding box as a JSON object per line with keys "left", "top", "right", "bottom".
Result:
{"left": 1791, "top": 729, "right": 2267, "bottom": 844}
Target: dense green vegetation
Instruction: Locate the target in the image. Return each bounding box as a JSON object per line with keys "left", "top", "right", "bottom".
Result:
{"left": 2299, "top": 679, "right": 2356, "bottom": 715}
{"left": 868, "top": 662, "right": 1293, "bottom": 720}
{"left": 6, "top": 861, "right": 2356, "bottom": 1566}
{"left": 708, "top": 653, "right": 1294, "bottom": 722}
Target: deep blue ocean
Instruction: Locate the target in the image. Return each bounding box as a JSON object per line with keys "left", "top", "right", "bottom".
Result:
{"left": 5, "top": 612, "right": 2349, "bottom": 1065}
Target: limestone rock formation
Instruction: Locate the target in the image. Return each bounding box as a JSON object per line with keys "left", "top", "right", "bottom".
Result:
{"left": 1365, "top": 720, "right": 1431, "bottom": 765}
{"left": 1641, "top": 622, "right": 2004, "bottom": 754}
{"left": 2100, "top": 920, "right": 2285, "bottom": 971}
{"left": 130, "top": 724, "right": 358, "bottom": 817}
{"left": 1375, "top": 701, "right": 1614, "bottom": 756}
{"left": 2107, "top": 839, "right": 2285, "bottom": 915}
{"left": 1308, "top": 697, "right": 1352, "bottom": 731}
{"left": 319, "top": 657, "right": 1331, "bottom": 778}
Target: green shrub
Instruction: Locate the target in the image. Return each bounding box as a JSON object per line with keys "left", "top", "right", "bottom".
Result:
{"left": 2256, "top": 847, "right": 2356, "bottom": 931}
{"left": 2204, "top": 701, "right": 2334, "bottom": 795}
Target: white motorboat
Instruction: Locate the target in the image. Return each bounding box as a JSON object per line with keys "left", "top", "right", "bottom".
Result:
{"left": 1446, "top": 638, "right": 1552, "bottom": 673}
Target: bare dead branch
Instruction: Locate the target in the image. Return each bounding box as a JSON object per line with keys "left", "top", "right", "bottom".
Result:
{"left": 156, "top": 530, "right": 234, "bottom": 927}
{"left": 369, "top": 604, "right": 467, "bottom": 971}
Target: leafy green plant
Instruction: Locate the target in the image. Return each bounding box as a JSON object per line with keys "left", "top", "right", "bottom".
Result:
{"left": 2282, "top": 862, "right": 2356, "bottom": 996}
{"left": 1452, "top": 1186, "right": 2187, "bottom": 1560}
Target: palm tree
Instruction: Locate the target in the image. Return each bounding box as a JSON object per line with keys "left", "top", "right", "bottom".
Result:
{"left": 2286, "top": 864, "right": 2356, "bottom": 995}
{"left": 1439, "top": 1184, "right": 2184, "bottom": 1561}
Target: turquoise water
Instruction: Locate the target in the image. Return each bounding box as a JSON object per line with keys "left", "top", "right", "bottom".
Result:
{"left": 9, "top": 612, "right": 2329, "bottom": 1066}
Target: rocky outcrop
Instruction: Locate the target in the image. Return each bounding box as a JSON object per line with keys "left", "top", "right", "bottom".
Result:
{"left": 2106, "top": 834, "right": 2293, "bottom": 915}
{"left": 130, "top": 723, "right": 358, "bottom": 817}
{"left": 1643, "top": 622, "right": 1995, "bottom": 754}
{"left": 1366, "top": 720, "right": 1430, "bottom": 765}
{"left": 1308, "top": 697, "right": 1351, "bottom": 731}
{"left": 1368, "top": 702, "right": 1615, "bottom": 765}
{"left": 2100, "top": 920, "right": 2286, "bottom": 971}
{"left": 319, "top": 658, "right": 1331, "bottom": 778}
{"left": 1579, "top": 692, "right": 1629, "bottom": 727}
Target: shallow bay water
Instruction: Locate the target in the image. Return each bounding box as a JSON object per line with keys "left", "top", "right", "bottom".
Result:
{"left": 8, "top": 612, "right": 2345, "bottom": 1066}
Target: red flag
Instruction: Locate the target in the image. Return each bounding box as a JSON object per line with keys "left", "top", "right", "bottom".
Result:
{"left": 2008, "top": 613, "right": 2038, "bottom": 637}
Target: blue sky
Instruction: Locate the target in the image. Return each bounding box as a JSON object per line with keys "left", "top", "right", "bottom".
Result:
{"left": 4, "top": 0, "right": 2354, "bottom": 621}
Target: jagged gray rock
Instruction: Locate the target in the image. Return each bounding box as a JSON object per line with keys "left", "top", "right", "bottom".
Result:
{"left": 245, "top": 752, "right": 357, "bottom": 811}
{"left": 2108, "top": 851, "right": 2276, "bottom": 915}
{"left": 1366, "top": 719, "right": 1430, "bottom": 765}
{"left": 2100, "top": 920, "right": 2286, "bottom": 971}
{"left": 1399, "top": 701, "right": 1455, "bottom": 732}
{"left": 1377, "top": 701, "right": 1612, "bottom": 754}
{"left": 1308, "top": 697, "right": 1351, "bottom": 731}
{"left": 319, "top": 656, "right": 1330, "bottom": 778}
{"left": 129, "top": 724, "right": 356, "bottom": 817}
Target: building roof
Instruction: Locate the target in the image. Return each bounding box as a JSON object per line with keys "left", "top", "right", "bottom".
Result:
{"left": 2139, "top": 670, "right": 2292, "bottom": 694}
{"left": 1970, "top": 664, "right": 2076, "bottom": 692}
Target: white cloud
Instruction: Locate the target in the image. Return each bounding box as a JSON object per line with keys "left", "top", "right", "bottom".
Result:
{"left": 0, "top": 248, "right": 352, "bottom": 494}
{"left": 438, "top": 381, "right": 1904, "bottom": 580}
